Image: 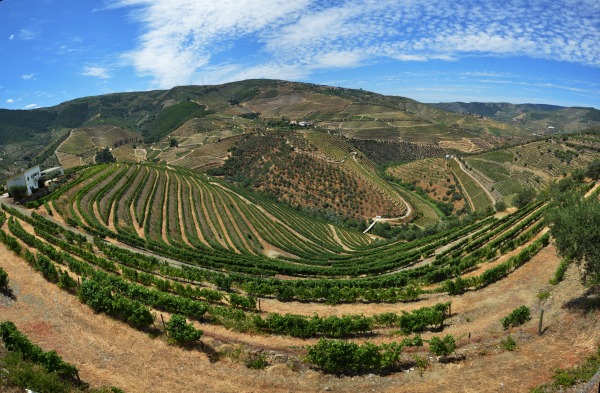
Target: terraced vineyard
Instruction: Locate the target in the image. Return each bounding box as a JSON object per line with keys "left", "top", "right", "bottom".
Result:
{"left": 463, "top": 138, "right": 599, "bottom": 200}
{"left": 448, "top": 159, "right": 494, "bottom": 212}
{"left": 3, "top": 158, "right": 594, "bottom": 392}
{"left": 388, "top": 158, "right": 466, "bottom": 215}
{"left": 48, "top": 163, "right": 371, "bottom": 260}
{"left": 304, "top": 131, "right": 411, "bottom": 220}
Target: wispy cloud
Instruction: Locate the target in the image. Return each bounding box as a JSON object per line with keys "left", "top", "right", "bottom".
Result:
{"left": 18, "top": 29, "right": 37, "bottom": 40}
{"left": 8, "top": 34, "right": 14, "bottom": 41}
{"left": 21, "top": 74, "right": 36, "bottom": 80}
{"left": 82, "top": 66, "right": 110, "bottom": 79}
{"left": 6, "top": 99, "right": 14, "bottom": 104}
{"left": 24, "top": 104, "right": 39, "bottom": 109}
{"left": 112, "top": 0, "right": 600, "bottom": 88}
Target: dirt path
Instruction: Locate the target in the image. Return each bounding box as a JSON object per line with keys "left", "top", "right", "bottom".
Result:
{"left": 175, "top": 175, "right": 194, "bottom": 248}
{"left": 585, "top": 180, "right": 600, "bottom": 198}
{"left": 328, "top": 224, "right": 352, "bottom": 251}
{"left": 160, "top": 171, "right": 171, "bottom": 245}
{"left": 453, "top": 157, "right": 496, "bottom": 205}
{"left": 193, "top": 179, "right": 230, "bottom": 250}
{"left": 182, "top": 177, "right": 210, "bottom": 247}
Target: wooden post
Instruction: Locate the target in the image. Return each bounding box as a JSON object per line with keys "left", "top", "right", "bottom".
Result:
{"left": 538, "top": 309, "right": 544, "bottom": 336}
{"left": 468, "top": 332, "right": 471, "bottom": 344}
{"left": 161, "top": 314, "right": 168, "bottom": 336}
{"left": 257, "top": 298, "right": 261, "bottom": 312}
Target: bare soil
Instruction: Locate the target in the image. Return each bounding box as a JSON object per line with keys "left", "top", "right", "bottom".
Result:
{"left": 1, "top": 237, "right": 598, "bottom": 392}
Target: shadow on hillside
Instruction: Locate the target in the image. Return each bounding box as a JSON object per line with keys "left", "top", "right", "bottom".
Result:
{"left": 0, "top": 287, "right": 16, "bottom": 301}
{"left": 562, "top": 285, "right": 600, "bottom": 312}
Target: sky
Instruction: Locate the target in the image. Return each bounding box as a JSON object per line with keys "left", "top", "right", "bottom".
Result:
{"left": 1, "top": 0, "right": 599, "bottom": 110}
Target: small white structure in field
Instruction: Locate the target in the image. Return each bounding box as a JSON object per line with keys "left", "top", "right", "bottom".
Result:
{"left": 6, "top": 165, "right": 41, "bottom": 196}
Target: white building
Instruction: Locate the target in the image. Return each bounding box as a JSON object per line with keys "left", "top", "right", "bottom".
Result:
{"left": 6, "top": 165, "right": 41, "bottom": 196}
{"left": 40, "top": 166, "right": 64, "bottom": 179}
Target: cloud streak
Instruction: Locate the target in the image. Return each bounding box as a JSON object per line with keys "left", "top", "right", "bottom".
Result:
{"left": 112, "top": 0, "right": 600, "bottom": 88}
{"left": 82, "top": 66, "right": 110, "bottom": 79}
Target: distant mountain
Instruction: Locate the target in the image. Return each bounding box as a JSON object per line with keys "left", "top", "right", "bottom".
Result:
{"left": 431, "top": 102, "right": 600, "bottom": 134}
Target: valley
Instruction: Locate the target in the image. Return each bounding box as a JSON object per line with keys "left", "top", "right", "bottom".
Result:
{"left": 0, "top": 80, "right": 599, "bottom": 392}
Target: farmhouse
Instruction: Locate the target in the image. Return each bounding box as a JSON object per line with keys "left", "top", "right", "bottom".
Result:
{"left": 6, "top": 165, "right": 42, "bottom": 196}
{"left": 40, "top": 166, "right": 65, "bottom": 180}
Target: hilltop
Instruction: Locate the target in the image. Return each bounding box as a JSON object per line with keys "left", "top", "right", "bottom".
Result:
{"left": 2, "top": 79, "right": 598, "bottom": 181}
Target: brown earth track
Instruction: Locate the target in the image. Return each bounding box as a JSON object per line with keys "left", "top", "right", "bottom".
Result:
{"left": 203, "top": 184, "right": 241, "bottom": 253}
{"left": 191, "top": 178, "right": 229, "bottom": 250}
{"left": 160, "top": 171, "right": 171, "bottom": 245}
{"left": 174, "top": 174, "right": 193, "bottom": 248}
{"left": 182, "top": 176, "right": 210, "bottom": 247}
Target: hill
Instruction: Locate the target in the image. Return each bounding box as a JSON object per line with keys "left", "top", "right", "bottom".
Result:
{"left": 431, "top": 102, "right": 600, "bottom": 134}
{"left": 0, "top": 79, "right": 574, "bottom": 178}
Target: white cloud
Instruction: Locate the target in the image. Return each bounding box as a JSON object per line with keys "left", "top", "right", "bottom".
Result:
{"left": 82, "top": 66, "right": 110, "bottom": 79}
{"left": 113, "top": 0, "right": 600, "bottom": 88}
{"left": 24, "top": 104, "right": 39, "bottom": 109}
{"left": 18, "top": 29, "right": 36, "bottom": 40}
{"left": 6, "top": 99, "right": 14, "bottom": 104}
{"left": 8, "top": 34, "right": 14, "bottom": 40}
{"left": 21, "top": 74, "right": 36, "bottom": 80}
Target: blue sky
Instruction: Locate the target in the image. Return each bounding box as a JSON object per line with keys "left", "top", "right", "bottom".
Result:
{"left": 1, "top": 0, "right": 599, "bottom": 110}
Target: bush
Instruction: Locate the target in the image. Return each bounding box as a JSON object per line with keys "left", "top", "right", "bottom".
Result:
{"left": 494, "top": 200, "right": 507, "bottom": 212}
{"left": 166, "top": 314, "right": 203, "bottom": 345}
{"left": 246, "top": 353, "right": 268, "bottom": 369}
{"left": 305, "top": 338, "right": 403, "bottom": 374}
{"left": 0, "top": 267, "right": 8, "bottom": 290}
{"left": 428, "top": 335, "right": 456, "bottom": 357}
{"left": 501, "top": 306, "right": 531, "bottom": 329}
{"left": 8, "top": 185, "right": 28, "bottom": 199}
{"left": 499, "top": 335, "right": 517, "bottom": 351}
{"left": 550, "top": 259, "right": 570, "bottom": 285}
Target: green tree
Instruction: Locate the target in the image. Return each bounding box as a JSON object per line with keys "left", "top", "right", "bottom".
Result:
{"left": 586, "top": 159, "right": 600, "bottom": 180}
{"left": 546, "top": 196, "right": 600, "bottom": 283}
{"left": 513, "top": 187, "right": 535, "bottom": 209}
{"left": 95, "top": 147, "right": 116, "bottom": 164}
{"left": 571, "top": 168, "right": 585, "bottom": 183}
{"left": 8, "top": 185, "right": 28, "bottom": 199}
{"left": 165, "top": 314, "right": 203, "bottom": 345}
{"left": 494, "top": 200, "right": 507, "bottom": 212}
{"left": 170, "top": 138, "right": 179, "bottom": 147}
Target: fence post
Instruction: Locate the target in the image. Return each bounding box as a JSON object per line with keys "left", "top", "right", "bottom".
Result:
{"left": 538, "top": 309, "right": 544, "bottom": 336}
{"left": 161, "top": 314, "right": 168, "bottom": 336}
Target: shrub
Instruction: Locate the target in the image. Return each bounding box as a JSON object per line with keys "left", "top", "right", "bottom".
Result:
{"left": 499, "top": 335, "right": 517, "bottom": 351}
{"left": 494, "top": 200, "right": 507, "bottom": 212}
{"left": 501, "top": 306, "right": 531, "bottom": 329}
{"left": 550, "top": 259, "right": 570, "bottom": 285}
{"left": 246, "top": 353, "right": 268, "bottom": 369}
{"left": 428, "top": 335, "right": 456, "bottom": 357}
{"left": 0, "top": 267, "right": 8, "bottom": 290}
{"left": 305, "top": 339, "right": 403, "bottom": 374}
{"left": 8, "top": 185, "right": 28, "bottom": 199}
{"left": 166, "top": 314, "right": 203, "bottom": 345}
